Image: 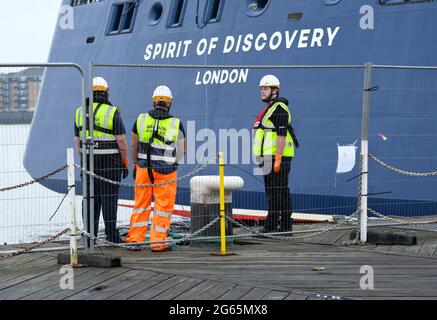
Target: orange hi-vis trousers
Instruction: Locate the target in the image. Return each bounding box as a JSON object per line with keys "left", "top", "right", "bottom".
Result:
{"left": 125, "top": 167, "right": 177, "bottom": 251}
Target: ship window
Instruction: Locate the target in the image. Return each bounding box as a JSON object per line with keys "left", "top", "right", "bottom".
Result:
{"left": 168, "top": 0, "right": 187, "bottom": 27}
{"left": 205, "top": 0, "right": 224, "bottom": 23}
{"left": 246, "top": 0, "right": 270, "bottom": 17}
{"left": 323, "top": 0, "right": 342, "bottom": 5}
{"left": 106, "top": 1, "right": 138, "bottom": 35}
{"left": 288, "top": 12, "right": 303, "bottom": 21}
{"left": 378, "top": 0, "right": 434, "bottom": 6}
{"left": 71, "top": 0, "right": 105, "bottom": 6}
{"left": 149, "top": 2, "right": 164, "bottom": 26}
{"left": 108, "top": 4, "right": 124, "bottom": 33}
{"left": 120, "top": 2, "right": 136, "bottom": 31}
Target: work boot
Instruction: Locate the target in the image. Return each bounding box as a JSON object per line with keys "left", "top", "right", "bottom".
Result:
{"left": 151, "top": 237, "right": 173, "bottom": 252}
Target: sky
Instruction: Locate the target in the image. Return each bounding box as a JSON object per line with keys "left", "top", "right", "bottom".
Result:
{"left": 0, "top": 0, "right": 63, "bottom": 63}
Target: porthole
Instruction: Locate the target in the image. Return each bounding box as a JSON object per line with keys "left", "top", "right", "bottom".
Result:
{"left": 324, "top": 0, "right": 342, "bottom": 5}
{"left": 246, "top": 0, "right": 270, "bottom": 17}
{"left": 149, "top": 2, "right": 164, "bottom": 26}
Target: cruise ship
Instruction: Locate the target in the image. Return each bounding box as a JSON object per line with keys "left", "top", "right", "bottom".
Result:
{"left": 24, "top": 0, "right": 437, "bottom": 217}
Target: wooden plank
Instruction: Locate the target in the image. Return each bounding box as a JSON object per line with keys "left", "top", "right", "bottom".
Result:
{"left": 402, "top": 244, "right": 423, "bottom": 256}
{"left": 0, "top": 254, "right": 45, "bottom": 271}
{"left": 42, "top": 268, "right": 129, "bottom": 300}
{"left": 240, "top": 287, "right": 272, "bottom": 300}
{"left": 20, "top": 268, "right": 107, "bottom": 300}
{"left": 0, "top": 255, "right": 54, "bottom": 281}
{"left": 387, "top": 245, "right": 407, "bottom": 254}
{"left": 129, "top": 275, "right": 189, "bottom": 300}
{"left": 417, "top": 239, "right": 437, "bottom": 257}
{"left": 2, "top": 231, "right": 437, "bottom": 300}
{"left": 218, "top": 285, "right": 254, "bottom": 300}
{"left": 195, "top": 283, "right": 237, "bottom": 300}
{"left": 66, "top": 269, "right": 158, "bottom": 300}
{"left": 0, "top": 258, "right": 59, "bottom": 291}
{"left": 284, "top": 292, "right": 309, "bottom": 300}
{"left": 262, "top": 290, "right": 290, "bottom": 300}
{"left": 108, "top": 273, "right": 171, "bottom": 300}
{"left": 151, "top": 278, "right": 204, "bottom": 300}
{"left": 0, "top": 267, "right": 90, "bottom": 300}
{"left": 174, "top": 280, "right": 221, "bottom": 300}
{"left": 373, "top": 245, "right": 391, "bottom": 252}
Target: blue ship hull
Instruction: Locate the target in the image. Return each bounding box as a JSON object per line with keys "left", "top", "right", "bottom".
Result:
{"left": 24, "top": 0, "right": 437, "bottom": 217}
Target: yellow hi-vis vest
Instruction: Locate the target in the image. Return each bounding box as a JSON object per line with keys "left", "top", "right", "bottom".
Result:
{"left": 136, "top": 113, "right": 181, "bottom": 174}
{"left": 75, "top": 103, "right": 119, "bottom": 155}
{"left": 253, "top": 102, "right": 295, "bottom": 157}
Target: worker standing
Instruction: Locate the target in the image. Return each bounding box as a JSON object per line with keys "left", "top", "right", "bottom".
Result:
{"left": 253, "top": 75, "right": 298, "bottom": 233}
{"left": 125, "top": 85, "right": 186, "bottom": 252}
{"left": 74, "top": 77, "right": 129, "bottom": 243}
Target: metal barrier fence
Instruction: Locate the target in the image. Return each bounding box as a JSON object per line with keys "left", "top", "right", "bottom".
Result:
{"left": 87, "top": 63, "right": 366, "bottom": 250}
{"left": 0, "top": 64, "right": 86, "bottom": 250}
{"left": 2, "top": 62, "right": 437, "bottom": 259}
{"left": 364, "top": 65, "right": 437, "bottom": 233}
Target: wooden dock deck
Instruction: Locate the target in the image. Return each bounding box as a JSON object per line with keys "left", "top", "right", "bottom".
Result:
{"left": 1, "top": 225, "right": 437, "bottom": 300}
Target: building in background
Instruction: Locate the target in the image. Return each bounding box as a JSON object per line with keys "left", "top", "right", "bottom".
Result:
{"left": 0, "top": 68, "right": 43, "bottom": 124}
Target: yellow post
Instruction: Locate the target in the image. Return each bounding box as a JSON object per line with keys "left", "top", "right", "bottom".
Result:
{"left": 219, "top": 152, "right": 226, "bottom": 255}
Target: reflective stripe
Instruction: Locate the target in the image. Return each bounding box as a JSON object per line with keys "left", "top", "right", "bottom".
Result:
{"left": 90, "top": 149, "right": 119, "bottom": 155}
{"left": 138, "top": 153, "right": 176, "bottom": 163}
{"left": 132, "top": 221, "right": 149, "bottom": 228}
{"left": 103, "top": 106, "right": 114, "bottom": 129}
{"left": 261, "top": 120, "right": 275, "bottom": 129}
{"left": 133, "top": 207, "right": 151, "bottom": 214}
{"left": 261, "top": 141, "right": 294, "bottom": 148}
{"left": 151, "top": 143, "right": 175, "bottom": 151}
{"left": 103, "top": 106, "right": 116, "bottom": 140}
{"left": 79, "top": 136, "right": 117, "bottom": 142}
{"left": 139, "top": 114, "right": 147, "bottom": 139}
{"left": 81, "top": 149, "right": 119, "bottom": 155}
{"left": 151, "top": 224, "right": 168, "bottom": 233}
{"left": 154, "top": 210, "right": 172, "bottom": 219}
{"left": 77, "top": 110, "right": 82, "bottom": 127}
{"left": 167, "top": 117, "right": 177, "bottom": 141}
{"left": 94, "top": 136, "right": 117, "bottom": 142}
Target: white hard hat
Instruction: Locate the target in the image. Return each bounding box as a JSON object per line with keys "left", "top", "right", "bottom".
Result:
{"left": 152, "top": 85, "right": 173, "bottom": 103}
{"left": 92, "top": 77, "right": 109, "bottom": 92}
{"left": 259, "top": 75, "right": 280, "bottom": 88}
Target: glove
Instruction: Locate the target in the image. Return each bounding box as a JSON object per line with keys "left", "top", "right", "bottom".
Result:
{"left": 133, "top": 164, "right": 137, "bottom": 180}
{"left": 274, "top": 154, "right": 282, "bottom": 174}
{"left": 122, "top": 159, "right": 129, "bottom": 180}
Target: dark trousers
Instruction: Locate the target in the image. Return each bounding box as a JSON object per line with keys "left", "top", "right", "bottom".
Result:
{"left": 263, "top": 157, "right": 293, "bottom": 232}
{"left": 82, "top": 155, "right": 122, "bottom": 243}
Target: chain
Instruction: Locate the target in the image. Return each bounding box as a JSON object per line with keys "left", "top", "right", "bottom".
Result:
{"left": 369, "top": 154, "right": 437, "bottom": 177}
{"left": 343, "top": 154, "right": 365, "bottom": 246}
{"left": 75, "top": 157, "right": 217, "bottom": 188}
{"left": 365, "top": 154, "right": 437, "bottom": 225}
{"left": 368, "top": 208, "right": 437, "bottom": 225}
{"left": 0, "top": 165, "right": 68, "bottom": 192}
{"left": 0, "top": 228, "right": 70, "bottom": 259}
{"left": 169, "top": 216, "right": 221, "bottom": 246}
{"left": 226, "top": 213, "right": 358, "bottom": 241}
{"left": 79, "top": 216, "right": 221, "bottom": 249}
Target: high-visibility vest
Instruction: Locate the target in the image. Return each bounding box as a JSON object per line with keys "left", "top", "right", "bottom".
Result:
{"left": 75, "top": 103, "right": 120, "bottom": 155}
{"left": 136, "top": 113, "right": 181, "bottom": 174}
{"left": 253, "top": 102, "right": 295, "bottom": 157}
